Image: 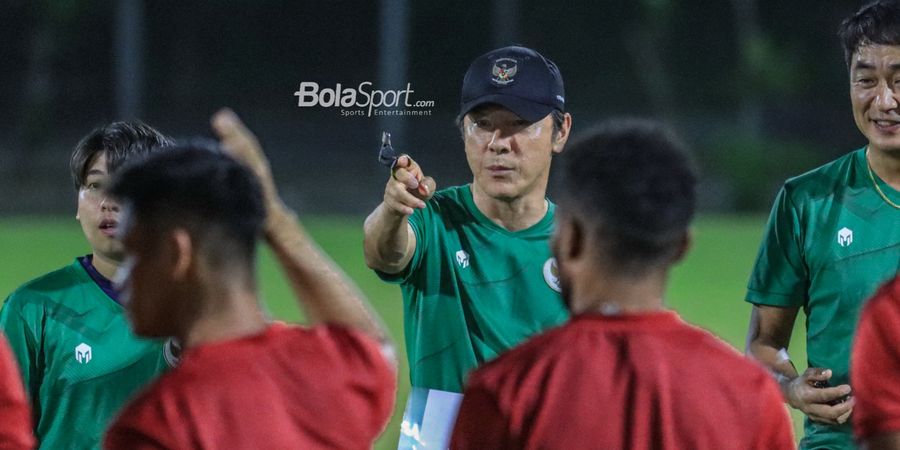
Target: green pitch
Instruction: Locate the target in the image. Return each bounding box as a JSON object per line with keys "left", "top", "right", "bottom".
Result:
{"left": 0, "top": 215, "right": 807, "bottom": 448}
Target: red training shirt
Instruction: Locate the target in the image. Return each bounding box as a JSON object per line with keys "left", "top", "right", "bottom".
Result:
{"left": 104, "top": 323, "right": 395, "bottom": 450}
{"left": 853, "top": 275, "right": 900, "bottom": 441}
{"left": 0, "top": 332, "right": 34, "bottom": 450}
{"left": 451, "top": 310, "right": 795, "bottom": 450}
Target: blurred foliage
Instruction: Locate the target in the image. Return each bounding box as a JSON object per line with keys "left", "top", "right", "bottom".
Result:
{"left": 0, "top": 1, "right": 867, "bottom": 214}
{"left": 744, "top": 34, "right": 802, "bottom": 95}
{"left": 699, "top": 131, "right": 824, "bottom": 211}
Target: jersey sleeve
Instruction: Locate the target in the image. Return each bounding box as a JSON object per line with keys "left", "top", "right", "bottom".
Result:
{"left": 746, "top": 186, "right": 808, "bottom": 308}
{"left": 450, "top": 383, "right": 516, "bottom": 450}
{"left": 0, "top": 292, "right": 45, "bottom": 407}
{"left": 0, "top": 333, "right": 35, "bottom": 450}
{"left": 374, "top": 200, "right": 433, "bottom": 285}
{"left": 314, "top": 325, "right": 398, "bottom": 438}
{"left": 852, "top": 277, "right": 900, "bottom": 441}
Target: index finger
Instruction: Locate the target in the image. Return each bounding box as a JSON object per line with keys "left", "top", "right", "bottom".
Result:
{"left": 392, "top": 155, "right": 423, "bottom": 181}
{"left": 392, "top": 168, "right": 420, "bottom": 190}
{"left": 804, "top": 384, "right": 851, "bottom": 403}
{"left": 395, "top": 155, "right": 411, "bottom": 169}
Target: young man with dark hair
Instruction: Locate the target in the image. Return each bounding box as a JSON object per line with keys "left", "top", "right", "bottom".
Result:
{"left": 450, "top": 120, "right": 795, "bottom": 450}
{"left": 0, "top": 121, "right": 175, "bottom": 449}
{"left": 364, "top": 45, "right": 573, "bottom": 448}
{"left": 103, "top": 110, "right": 396, "bottom": 449}
{"left": 743, "top": 2, "right": 900, "bottom": 448}
{"left": 0, "top": 332, "right": 34, "bottom": 449}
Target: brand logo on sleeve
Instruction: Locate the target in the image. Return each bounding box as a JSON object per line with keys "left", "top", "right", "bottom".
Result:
{"left": 455, "top": 250, "right": 470, "bottom": 268}
{"left": 75, "top": 343, "right": 92, "bottom": 364}
{"left": 837, "top": 227, "right": 853, "bottom": 247}
{"left": 543, "top": 258, "right": 561, "bottom": 293}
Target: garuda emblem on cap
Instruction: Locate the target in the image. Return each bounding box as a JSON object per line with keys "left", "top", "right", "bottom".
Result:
{"left": 491, "top": 58, "right": 518, "bottom": 86}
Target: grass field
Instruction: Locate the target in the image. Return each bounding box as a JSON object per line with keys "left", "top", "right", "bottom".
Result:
{"left": 0, "top": 215, "right": 808, "bottom": 448}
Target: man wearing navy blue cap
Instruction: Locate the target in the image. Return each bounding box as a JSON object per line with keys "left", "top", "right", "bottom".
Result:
{"left": 364, "top": 46, "right": 573, "bottom": 449}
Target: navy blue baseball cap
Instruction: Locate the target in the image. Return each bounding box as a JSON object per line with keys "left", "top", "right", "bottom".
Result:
{"left": 459, "top": 46, "right": 565, "bottom": 123}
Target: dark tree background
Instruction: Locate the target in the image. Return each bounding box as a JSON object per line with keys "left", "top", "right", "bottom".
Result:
{"left": 0, "top": 0, "right": 866, "bottom": 214}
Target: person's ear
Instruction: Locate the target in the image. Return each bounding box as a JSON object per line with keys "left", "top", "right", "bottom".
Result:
{"left": 555, "top": 213, "right": 584, "bottom": 263}
{"left": 169, "top": 228, "right": 194, "bottom": 280}
{"left": 671, "top": 229, "right": 693, "bottom": 264}
{"left": 551, "top": 112, "right": 573, "bottom": 154}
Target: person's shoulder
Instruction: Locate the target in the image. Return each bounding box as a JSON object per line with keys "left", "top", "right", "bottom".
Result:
{"left": 431, "top": 184, "right": 468, "bottom": 199}
{"left": 861, "top": 275, "right": 900, "bottom": 324}
{"left": 117, "top": 368, "right": 183, "bottom": 422}
{"left": 199, "top": 323, "right": 390, "bottom": 371}
{"left": 426, "top": 185, "right": 469, "bottom": 209}
{"left": 782, "top": 149, "right": 861, "bottom": 201}
{"left": 5, "top": 262, "right": 82, "bottom": 307}
{"left": 413, "top": 184, "right": 472, "bottom": 225}
{"left": 106, "top": 371, "right": 184, "bottom": 448}
{"left": 468, "top": 323, "right": 569, "bottom": 389}
{"left": 293, "top": 323, "right": 394, "bottom": 369}
{"left": 674, "top": 321, "right": 775, "bottom": 383}
{"left": 265, "top": 321, "right": 355, "bottom": 348}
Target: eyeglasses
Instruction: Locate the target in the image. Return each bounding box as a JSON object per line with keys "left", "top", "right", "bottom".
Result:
{"left": 79, "top": 181, "right": 109, "bottom": 202}
{"left": 465, "top": 118, "right": 546, "bottom": 145}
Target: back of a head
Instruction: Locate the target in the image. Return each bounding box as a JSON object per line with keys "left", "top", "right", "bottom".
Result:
{"left": 557, "top": 119, "right": 697, "bottom": 274}
{"left": 109, "top": 142, "right": 266, "bottom": 271}
{"left": 70, "top": 121, "right": 173, "bottom": 190}
{"left": 839, "top": 0, "right": 900, "bottom": 67}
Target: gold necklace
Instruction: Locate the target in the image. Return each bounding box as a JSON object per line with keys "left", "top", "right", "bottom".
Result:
{"left": 866, "top": 149, "right": 900, "bottom": 209}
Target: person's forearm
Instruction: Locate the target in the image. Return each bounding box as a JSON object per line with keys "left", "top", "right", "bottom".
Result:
{"left": 210, "top": 109, "right": 391, "bottom": 344}
{"left": 363, "top": 203, "right": 411, "bottom": 274}
{"left": 745, "top": 305, "right": 800, "bottom": 398}
{"left": 266, "top": 202, "right": 388, "bottom": 342}
{"left": 747, "top": 340, "right": 799, "bottom": 398}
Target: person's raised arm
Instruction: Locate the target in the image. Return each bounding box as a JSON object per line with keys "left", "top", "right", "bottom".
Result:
{"left": 212, "top": 109, "right": 391, "bottom": 349}
{"left": 363, "top": 155, "right": 435, "bottom": 275}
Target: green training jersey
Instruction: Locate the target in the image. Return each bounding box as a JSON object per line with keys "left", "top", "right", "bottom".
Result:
{"left": 0, "top": 259, "right": 172, "bottom": 450}
{"left": 746, "top": 148, "right": 900, "bottom": 450}
{"left": 378, "top": 184, "right": 569, "bottom": 393}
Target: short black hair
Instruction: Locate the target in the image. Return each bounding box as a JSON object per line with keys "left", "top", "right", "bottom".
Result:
{"left": 109, "top": 141, "right": 266, "bottom": 273}
{"left": 838, "top": 0, "right": 900, "bottom": 68}
{"left": 557, "top": 119, "right": 697, "bottom": 274}
{"left": 70, "top": 121, "right": 173, "bottom": 190}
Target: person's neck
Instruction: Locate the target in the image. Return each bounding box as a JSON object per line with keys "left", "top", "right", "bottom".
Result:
{"left": 471, "top": 183, "right": 548, "bottom": 231}
{"left": 179, "top": 290, "right": 268, "bottom": 350}
{"left": 568, "top": 266, "right": 668, "bottom": 315}
{"left": 90, "top": 253, "right": 121, "bottom": 281}
{"left": 867, "top": 145, "right": 900, "bottom": 190}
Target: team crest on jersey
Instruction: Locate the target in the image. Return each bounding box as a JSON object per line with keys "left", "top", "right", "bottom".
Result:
{"left": 75, "top": 343, "right": 92, "bottom": 364}
{"left": 837, "top": 227, "right": 853, "bottom": 247}
{"left": 455, "top": 250, "right": 470, "bottom": 268}
{"left": 543, "top": 258, "right": 561, "bottom": 293}
{"left": 491, "top": 58, "right": 518, "bottom": 86}
{"left": 163, "top": 338, "right": 182, "bottom": 367}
